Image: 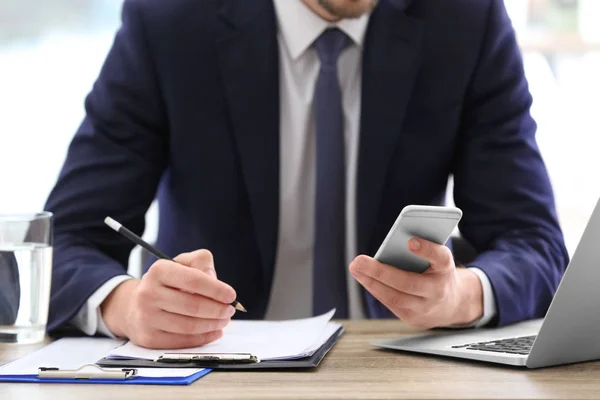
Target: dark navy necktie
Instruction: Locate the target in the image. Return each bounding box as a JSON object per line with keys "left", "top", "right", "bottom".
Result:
{"left": 312, "top": 28, "right": 350, "bottom": 318}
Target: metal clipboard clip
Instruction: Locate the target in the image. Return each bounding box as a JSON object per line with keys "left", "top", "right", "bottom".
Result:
{"left": 38, "top": 364, "right": 138, "bottom": 380}
{"left": 156, "top": 353, "right": 260, "bottom": 365}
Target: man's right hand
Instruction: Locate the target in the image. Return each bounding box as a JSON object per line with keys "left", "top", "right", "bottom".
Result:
{"left": 100, "top": 249, "right": 237, "bottom": 349}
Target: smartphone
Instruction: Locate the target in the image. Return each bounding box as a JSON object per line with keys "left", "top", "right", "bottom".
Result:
{"left": 374, "top": 205, "right": 462, "bottom": 273}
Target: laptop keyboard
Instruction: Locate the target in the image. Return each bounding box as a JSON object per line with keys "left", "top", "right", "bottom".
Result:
{"left": 451, "top": 335, "right": 536, "bottom": 355}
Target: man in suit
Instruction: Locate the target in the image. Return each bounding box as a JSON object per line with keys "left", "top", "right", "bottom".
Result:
{"left": 45, "top": 0, "right": 569, "bottom": 349}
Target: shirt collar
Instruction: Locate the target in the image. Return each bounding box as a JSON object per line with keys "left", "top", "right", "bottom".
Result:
{"left": 272, "top": 0, "right": 371, "bottom": 60}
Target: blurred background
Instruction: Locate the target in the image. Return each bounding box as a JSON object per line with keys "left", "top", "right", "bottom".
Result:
{"left": 1, "top": 0, "right": 599, "bottom": 272}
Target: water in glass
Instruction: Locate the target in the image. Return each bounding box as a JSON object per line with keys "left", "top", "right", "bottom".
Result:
{"left": 0, "top": 243, "right": 52, "bottom": 344}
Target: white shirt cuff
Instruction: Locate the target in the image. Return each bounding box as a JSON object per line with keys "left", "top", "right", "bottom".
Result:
{"left": 70, "top": 275, "right": 133, "bottom": 337}
{"left": 467, "top": 267, "right": 497, "bottom": 328}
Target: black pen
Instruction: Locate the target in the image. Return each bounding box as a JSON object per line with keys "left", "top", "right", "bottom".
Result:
{"left": 104, "top": 216, "right": 247, "bottom": 312}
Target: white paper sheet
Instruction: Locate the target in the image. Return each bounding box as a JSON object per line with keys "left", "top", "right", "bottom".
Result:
{"left": 268, "top": 321, "right": 341, "bottom": 360}
{"left": 0, "top": 338, "right": 203, "bottom": 378}
{"left": 109, "top": 309, "right": 336, "bottom": 361}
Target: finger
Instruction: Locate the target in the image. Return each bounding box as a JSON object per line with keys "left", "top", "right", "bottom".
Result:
{"left": 135, "top": 329, "right": 224, "bottom": 349}
{"left": 351, "top": 272, "right": 417, "bottom": 323}
{"left": 174, "top": 249, "right": 217, "bottom": 279}
{"left": 391, "top": 308, "right": 432, "bottom": 328}
{"left": 149, "top": 310, "right": 231, "bottom": 335}
{"left": 154, "top": 285, "right": 236, "bottom": 319}
{"left": 408, "top": 238, "right": 454, "bottom": 273}
{"left": 351, "top": 270, "right": 425, "bottom": 312}
{"left": 148, "top": 260, "right": 236, "bottom": 304}
{"left": 349, "top": 255, "right": 433, "bottom": 297}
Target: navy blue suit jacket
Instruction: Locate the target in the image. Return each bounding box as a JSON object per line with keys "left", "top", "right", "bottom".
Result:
{"left": 45, "top": 0, "right": 569, "bottom": 332}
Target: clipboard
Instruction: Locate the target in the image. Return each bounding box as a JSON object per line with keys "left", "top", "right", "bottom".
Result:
{"left": 0, "top": 369, "right": 211, "bottom": 385}
{"left": 97, "top": 326, "right": 343, "bottom": 370}
{"left": 0, "top": 364, "right": 210, "bottom": 385}
{"left": 0, "top": 338, "right": 211, "bottom": 385}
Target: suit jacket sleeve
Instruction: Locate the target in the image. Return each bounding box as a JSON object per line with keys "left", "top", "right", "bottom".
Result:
{"left": 44, "top": 0, "right": 168, "bottom": 332}
{"left": 452, "top": 0, "right": 569, "bottom": 326}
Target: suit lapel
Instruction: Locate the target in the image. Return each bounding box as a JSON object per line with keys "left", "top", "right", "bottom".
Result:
{"left": 217, "top": 0, "right": 280, "bottom": 288}
{"left": 357, "top": 0, "right": 424, "bottom": 255}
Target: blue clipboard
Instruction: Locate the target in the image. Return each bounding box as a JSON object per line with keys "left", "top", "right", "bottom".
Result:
{"left": 0, "top": 367, "right": 211, "bottom": 385}
{"left": 0, "top": 370, "right": 211, "bottom": 385}
{"left": 0, "top": 337, "right": 212, "bottom": 386}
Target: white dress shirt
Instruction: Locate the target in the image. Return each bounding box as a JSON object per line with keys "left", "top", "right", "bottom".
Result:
{"left": 73, "top": 0, "right": 496, "bottom": 336}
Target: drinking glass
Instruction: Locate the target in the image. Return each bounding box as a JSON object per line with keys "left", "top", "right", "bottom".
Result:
{"left": 0, "top": 212, "right": 53, "bottom": 344}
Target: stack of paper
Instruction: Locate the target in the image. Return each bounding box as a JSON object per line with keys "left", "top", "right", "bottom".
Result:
{"left": 107, "top": 309, "right": 340, "bottom": 361}
{"left": 0, "top": 310, "right": 341, "bottom": 384}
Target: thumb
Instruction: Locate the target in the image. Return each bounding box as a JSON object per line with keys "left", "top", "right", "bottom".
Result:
{"left": 174, "top": 249, "right": 217, "bottom": 279}
{"left": 408, "top": 238, "right": 454, "bottom": 274}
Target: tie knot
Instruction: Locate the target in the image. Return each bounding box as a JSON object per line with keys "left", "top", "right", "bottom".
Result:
{"left": 314, "top": 28, "right": 350, "bottom": 67}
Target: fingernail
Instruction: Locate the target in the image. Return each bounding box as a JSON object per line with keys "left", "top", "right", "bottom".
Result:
{"left": 350, "top": 258, "right": 363, "bottom": 273}
{"left": 352, "top": 269, "right": 365, "bottom": 279}
{"left": 409, "top": 238, "right": 421, "bottom": 251}
{"left": 205, "top": 268, "right": 217, "bottom": 278}
{"left": 227, "top": 289, "right": 237, "bottom": 304}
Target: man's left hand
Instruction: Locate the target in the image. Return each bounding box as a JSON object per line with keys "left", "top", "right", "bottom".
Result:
{"left": 349, "top": 238, "right": 484, "bottom": 328}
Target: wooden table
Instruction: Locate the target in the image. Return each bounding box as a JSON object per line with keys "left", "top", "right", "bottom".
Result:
{"left": 2, "top": 320, "right": 600, "bottom": 399}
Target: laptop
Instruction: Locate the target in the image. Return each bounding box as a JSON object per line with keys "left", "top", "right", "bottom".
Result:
{"left": 372, "top": 198, "right": 600, "bottom": 368}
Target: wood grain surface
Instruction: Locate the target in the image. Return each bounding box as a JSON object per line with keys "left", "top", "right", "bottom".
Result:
{"left": 2, "top": 320, "right": 600, "bottom": 400}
